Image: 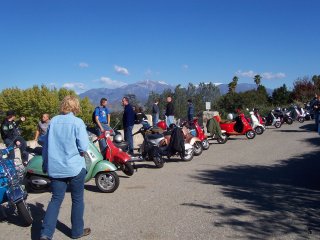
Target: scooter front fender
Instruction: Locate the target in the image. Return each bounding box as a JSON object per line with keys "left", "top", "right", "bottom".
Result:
{"left": 25, "top": 156, "right": 47, "bottom": 176}
{"left": 184, "top": 143, "right": 193, "bottom": 150}
{"left": 91, "top": 161, "right": 117, "bottom": 178}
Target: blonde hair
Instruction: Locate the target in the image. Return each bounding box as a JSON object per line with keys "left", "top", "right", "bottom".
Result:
{"left": 60, "top": 95, "right": 81, "bottom": 115}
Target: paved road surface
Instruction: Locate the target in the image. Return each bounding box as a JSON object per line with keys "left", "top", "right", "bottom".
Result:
{"left": 1, "top": 122, "right": 320, "bottom": 240}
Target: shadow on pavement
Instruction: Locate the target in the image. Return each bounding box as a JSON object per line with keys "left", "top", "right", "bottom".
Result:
{"left": 184, "top": 137, "right": 320, "bottom": 239}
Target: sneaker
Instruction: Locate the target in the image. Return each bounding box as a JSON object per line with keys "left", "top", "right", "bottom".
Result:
{"left": 71, "top": 228, "right": 91, "bottom": 239}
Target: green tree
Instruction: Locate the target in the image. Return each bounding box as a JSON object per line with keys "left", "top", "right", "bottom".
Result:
{"left": 228, "top": 76, "right": 238, "bottom": 94}
{"left": 292, "top": 76, "right": 315, "bottom": 103}
{"left": 272, "top": 84, "right": 291, "bottom": 106}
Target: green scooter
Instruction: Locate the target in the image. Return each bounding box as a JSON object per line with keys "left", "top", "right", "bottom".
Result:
{"left": 25, "top": 140, "right": 120, "bottom": 193}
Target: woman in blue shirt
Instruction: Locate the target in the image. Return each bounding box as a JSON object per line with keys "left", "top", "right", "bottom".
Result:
{"left": 40, "top": 96, "right": 91, "bottom": 240}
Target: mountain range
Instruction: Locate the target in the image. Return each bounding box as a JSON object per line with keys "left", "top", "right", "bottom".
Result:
{"left": 79, "top": 80, "right": 273, "bottom": 110}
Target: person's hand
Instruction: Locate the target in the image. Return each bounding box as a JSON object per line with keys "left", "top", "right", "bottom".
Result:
{"left": 16, "top": 141, "right": 21, "bottom": 146}
{"left": 20, "top": 116, "right": 26, "bottom": 122}
{"left": 80, "top": 152, "right": 85, "bottom": 157}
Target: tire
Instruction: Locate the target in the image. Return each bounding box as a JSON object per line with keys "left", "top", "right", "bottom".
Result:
{"left": 193, "top": 141, "right": 203, "bottom": 156}
{"left": 95, "top": 172, "right": 119, "bottom": 193}
{"left": 16, "top": 200, "right": 33, "bottom": 226}
{"left": 298, "top": 117, "right": 305, "bottom": 123}
{"left": 201, "top": 139, "right": 210, "bottom": 150}
{"left": 285, "top": 118, "right": 293, "bottom": 125}
{"left": 122, "top": 162, "right": 134, "bottom": 176}
{"left": 28, "top": 175, "right": 49, "bottom": 193}
{"left": 152, "top": 155, "right": 164, "bottom": 168}
{"left": 254, "top": 126, "right": 264, "bottom": 135}
{"left": 305, "top": 115, "right": 311, "bottom": 121}
{"left": 245, "top": 130, "right": 256, "bottom": 139}
{"left": 275, "top": 121, "right": 282, "bottom": 128}
{"left": 217, "top": 134, "right": 228, "bottom": 144}
{"left": 181, "top": 149, "right": 194, "bottom": 161}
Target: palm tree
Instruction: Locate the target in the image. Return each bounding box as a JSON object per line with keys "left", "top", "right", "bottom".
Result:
{"left": 254, "top": 74, "right": 262, "bottom": 87}
{"left": 228, "top": 76, "right": 239, "bottom": 93}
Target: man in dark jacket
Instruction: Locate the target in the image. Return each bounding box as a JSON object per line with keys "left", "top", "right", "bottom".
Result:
{"left": 122, "top": 97, "right": 135, "bottom": 154}
{"left": 165, "top": 96, "right": 175, "bottom": 127}
{"left": 1, "top": 110, "right": 29, "bottom": 165}
{"left": 187, "top": 99, "right": 195, "bottom": 122}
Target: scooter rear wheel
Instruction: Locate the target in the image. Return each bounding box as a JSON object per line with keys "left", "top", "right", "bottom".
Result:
{"left": 298, "top": 117, "right": 305, "bottom": 123}
{"left": 153, "top": 155, "right": 164, "bottom": 168}
{"left": 286, "top": 118, "right": 293, "bottom": 125}
{"left": 217, "top": 134, "right": 228, "bottom": 144}
{"left": 95, "top": 172, "right": 119, "bottom": 193}
{"left": 255, "top": 126, "right": 264, "bottom": 135}
{"left": 275, "top": 121, "right": 282, "bottom": 128}
{"left": 181, "top": 149, "right": 194, "bottom": 161}
{"left": 201, "top": 139, "right": 210, "bottom": 150}
{"left": 16, "top": 200, "right": 33, "bottom": 226}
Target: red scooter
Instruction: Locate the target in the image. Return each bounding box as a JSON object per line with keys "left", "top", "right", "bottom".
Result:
{"left": 189, "top": 118, "right": 210, "bottom": 150}
{"left": 216, "top": 113, "right": 256, "bottom": 139}
{"left": 95, "top": 130, "right": 134, "bottom": 176}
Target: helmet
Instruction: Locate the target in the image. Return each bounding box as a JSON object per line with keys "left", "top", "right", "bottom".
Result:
{"left": 275, "top": 107, "right": 281, "bottom": 111}
{"left": 227, "top": 113, "right": 233, "bottom": 120}
{"left": 114, "top": 134, "right": 123, "bottom": 143}
{"left": 157, "top": 121, "right": 167, "bottom": 130}
{"left": 282, "top": 108, "right": 287, "bottom": 112}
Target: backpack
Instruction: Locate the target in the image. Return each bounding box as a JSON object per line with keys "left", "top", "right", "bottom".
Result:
{"left": 92, "top": 107, "right": 99, "bottom": 124}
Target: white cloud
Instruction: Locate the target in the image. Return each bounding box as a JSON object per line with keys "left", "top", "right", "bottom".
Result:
{"left": 99, "top": 76, "right": 127, "bottom": 88}
{"left": 182, "top": 64, "right": 189, "bottom": 70}
{"left": 62, "top": 82, "right": 86, "bottom": 93}
{"left": 79, "top": 62, "right": 89, "bottom": 68}
{"left": 236, "top": 70, "right": 286, "bottom": 80}
{"left": 114, "top": 65, "right": 129, "bottom": 76}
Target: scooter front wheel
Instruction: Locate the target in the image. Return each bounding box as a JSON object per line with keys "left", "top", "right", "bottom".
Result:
{"left": 246, "top": 130, "right": 256, "bottom": 139}
{"left": 217, "top": 134, "right": 228, "bottom": 144}
{"left": 193, "top": 141, "right": 203, "bottom": 156}
{"left": 181, "top": 149, "right": 194, "bottom": 161}
{"left": 153, "top": 155, "right": 164, "bottom": 168}
{"left": 298, "top": 117, "right": 305, "bottom": 123}
{"left": 95, "top": 172, "right": 119, "bottom": 193}
{"left": 122, "top": 162, "right": 134, "bottom": 176}
{"left": 16, "top": 200, "right": 33, "bottom": 226}
{"left": 274, "top": 121, "right": 282, "bottom": 128}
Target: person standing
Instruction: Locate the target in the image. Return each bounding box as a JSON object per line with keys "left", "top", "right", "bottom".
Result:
{"left": 122, "top": 97, "right": 135, "bottom": 154}
{"left": 34, "top": 113, "right": 50, "bottom": 143}
{"left": 165, "top": 96, "right": 175, "bottom": 127}
{"left": 152, "top": 99, "right": 160, "bottom": 126}
{"left": 0, "top": 110, "right": 29, "bottom": 166}
{"left": 187, "top": 99, "right": 195, "bottom": 122}
{"left": 312, "top": 94, "right": 320, "bottom": 132}
{"left": 94, "top": 98, "right": 111, "bottom": 152}
{"left": 40, "top": 96, "right": 90, "bottom": 240}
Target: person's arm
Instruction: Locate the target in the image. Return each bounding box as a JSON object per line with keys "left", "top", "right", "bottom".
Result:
{"left": 76, "top": 120, "right": 89, "bottom": 154}
{"left": 107, "top": 114, "right": 111, "bottom": 126}
{"left": 94, "top": 108, "right": 104, "bottom": 131}
{"left": 34, "top": 129, "right": 40, "bottom": 141}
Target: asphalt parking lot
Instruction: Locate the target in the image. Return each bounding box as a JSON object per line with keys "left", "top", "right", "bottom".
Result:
{"left": 1, "top": 122, "right": 320, "bottom": 240}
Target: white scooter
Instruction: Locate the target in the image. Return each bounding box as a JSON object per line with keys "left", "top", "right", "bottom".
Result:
{"left": 249, "top": 111, "right": 265, "bottom": 135}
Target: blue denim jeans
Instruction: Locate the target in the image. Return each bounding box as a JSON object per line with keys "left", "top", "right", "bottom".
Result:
{"left": 96, "top": 123, "right": 112, "bottom": 152}
{"left": 124, "top": 125, "right": 134, "bottom": 154}
{"left": 40, "top": 168, "right": 87, "bottom": 239}
{"left": 152, "top": 113, "right": 159, "bottom": 126}
{"left": 166, "top": 115, "right": 175, "bottom": 127}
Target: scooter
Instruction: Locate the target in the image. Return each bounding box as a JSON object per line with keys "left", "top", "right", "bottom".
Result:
{"left": 180, "top": 121, "right": 203, "bottom": 156}
{"left": 94, "top": 129, "right": 134, "bottom": 176}
{"left": 273, "top": 109, "right": 293, "bottom": 125}
{"left": 189, "top": 118, "right": 211, "bottom": 149}
{"left": 156, "top": 121, "right": 194, "bottom": 161}
{"left": 248, "top": 111, "right": 265, "bottom": 135}
{"left": 218, "top": 113, "right": 256, "bottom": 139}
{"left": 292, "top": 107, "right": 305, "bottom": 123}
{"left": 25, "top": 133, "right": 120, "bottom": 193}
{"left": 0, "top": 146, "right": 33, "bottom": 226}
{"left": 263, "top": 111, "right": 282, "bottom": 128}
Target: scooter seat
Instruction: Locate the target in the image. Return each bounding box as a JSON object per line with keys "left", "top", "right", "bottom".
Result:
{"left": 113, "top": 141, "right": 129, "bottom": 152}
{"left": 146, "top": 133, "right": 164, "bottom": 140}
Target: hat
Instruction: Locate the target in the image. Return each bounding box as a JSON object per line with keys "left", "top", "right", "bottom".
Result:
{"left": 6, "top": 110, "right": 16, "bottom": 116}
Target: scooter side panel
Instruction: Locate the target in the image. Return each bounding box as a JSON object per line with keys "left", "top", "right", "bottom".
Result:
{"left": 26, "top": 156, "right": 47, "bottom": 176}
{"left": 90, "top": 161, "right": 117, "bottom": 179}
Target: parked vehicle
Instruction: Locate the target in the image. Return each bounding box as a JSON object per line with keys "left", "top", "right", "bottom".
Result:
{"left": 217, "top": 113, "right": 256, "bottom": 139}
{"left": 95, "top": 129, "right": 134, "bottom": 176}
{"left": 156, "top": 121, "right": 194, "bottom": 161}
{"left": 189, "top": 118, "right": 212, "bottom": 149}
{"left": 206, "top": 116, "right": 228, "bottom": 144}
{"left": 247, "top": 111, "right": 265, "bottom": 135}
{"left": 273, "top": 108, "right": 293, "bottom": 125}
{"left": 292, "top": 106, "right": 305, "bottom": 123}
{"left": 25, "top": 135, "right": 120, "bottom": 193}
{"left": 180, "top": 121, "right": 203, "bottom": 156}
{"left": 263, "top": 111, "right": 282, "bottom": 128}
{"left": 0, "top": 146, "right": 33, "bottom": 226}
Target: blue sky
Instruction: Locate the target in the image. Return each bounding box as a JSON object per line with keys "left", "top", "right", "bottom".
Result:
{"left": 0, "top": 0, "right": 319, "bottom": 93}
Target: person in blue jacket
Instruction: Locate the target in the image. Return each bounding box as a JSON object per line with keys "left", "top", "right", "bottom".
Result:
{"left": 122, "top": 97, "right": 135, "bottom": 154}
{"left": 40, "top": 96, "right": 91, "bottom": 240}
